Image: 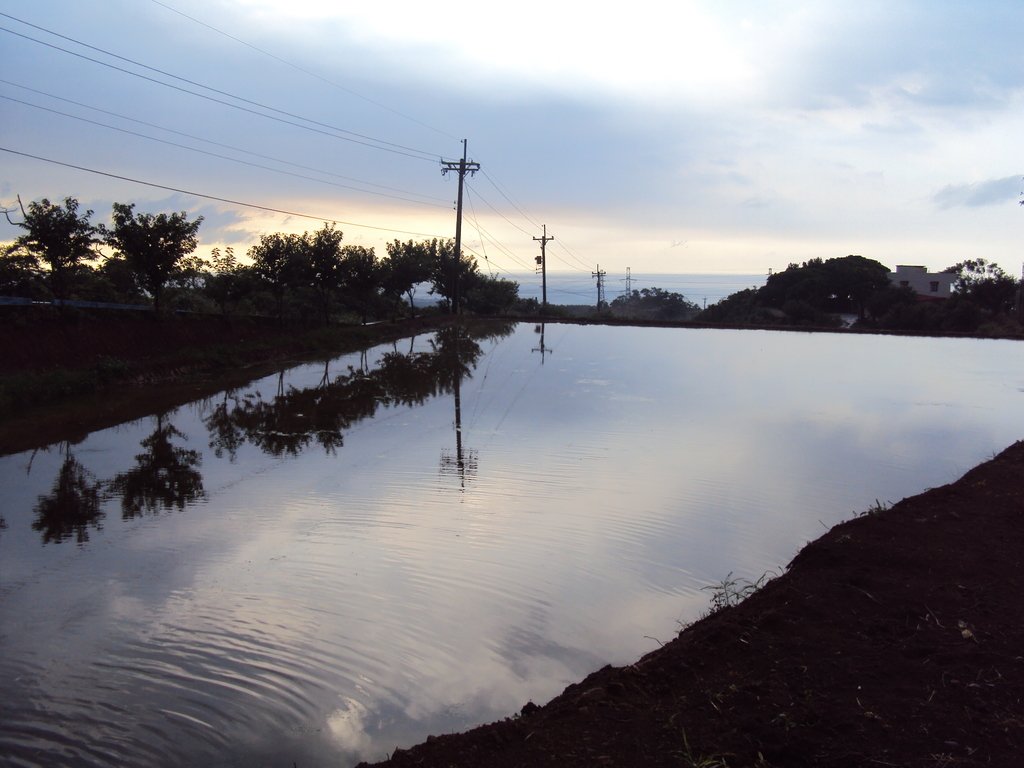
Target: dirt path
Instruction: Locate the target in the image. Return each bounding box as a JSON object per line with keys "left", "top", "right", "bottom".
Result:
{"left": 359, "top": 441, "right": 1024, "bottom": 767}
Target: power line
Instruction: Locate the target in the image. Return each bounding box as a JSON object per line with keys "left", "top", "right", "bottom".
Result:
{"left": 1, "top": 94, "right": 450, "bottom": 209}
{"left": 462, "top": 189, "right": 535, "bottom": 272}
{"left": 478, "top": 168, "right": 541, "bottom": 230}
{"left": 0, "top": 79, "right": 448, "bottom": 203}
{"left": 147, "top": 0, "right": 458, "bottom": 142}
{"left": 0, "top": 146, "right": 448, "bottom": 239}
{"left": 0, "top": 19, "right": 441, "bottom": 162}
{"left": 465, "top": 180, "right": 535, "bottom": 238}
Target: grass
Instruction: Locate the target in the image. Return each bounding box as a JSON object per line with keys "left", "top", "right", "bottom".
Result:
{"left": 701, "top": 570, "right": 778, "bottom": 615}
{"left": 680, "top": 730, "right": 732, "bottom": 768}
{"left": 856, "top": 498, "right": 890, "bottom": 517}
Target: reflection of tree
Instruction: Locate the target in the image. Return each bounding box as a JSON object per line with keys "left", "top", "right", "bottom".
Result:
{"left": 204, "top": 321, "right": 514, "bottom": 460}
{"left": 108, "top": 413, "right": 205, "bottom": 518}
{"left": 32, "top": 443, "right": 104, "bottom": 544}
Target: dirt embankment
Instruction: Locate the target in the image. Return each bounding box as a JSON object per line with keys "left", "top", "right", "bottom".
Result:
{"left": 359, "top": 442, "right": 1024, "bottom": 768}
{"left": 0, "top": 309, "right": 452, "bottom": 455}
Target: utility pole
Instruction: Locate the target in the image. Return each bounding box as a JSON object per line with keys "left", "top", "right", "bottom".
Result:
{"left": 440, "top": 139, "right": 480, "bottom": 315}
{"left": 533, "top": 224, "right": 554, "bottom": 309}
{"left": 440, "top": 330, "right": 478, "bottom": 490}
{"left": 532, "top": 322, "right": 552, "bottom": 364}
{"left": 592, "top": 265, "right": 607, "bottom": 311}
{"left": 623, "top": 267, "right": 633, "bottom": 297}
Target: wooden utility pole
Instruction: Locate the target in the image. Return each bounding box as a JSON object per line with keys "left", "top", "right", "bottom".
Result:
{"left": 533, "top": 225, "right": 554, "bottom": 308}
{"left": 441, "top": 140, "right": 480, "bottom": 315}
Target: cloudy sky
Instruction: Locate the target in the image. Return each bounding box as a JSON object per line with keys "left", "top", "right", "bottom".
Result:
{"left": 1, "top": 0, "right": 1022, "bottom": 284}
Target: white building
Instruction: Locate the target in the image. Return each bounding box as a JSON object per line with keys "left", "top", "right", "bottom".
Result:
{"left": 888, "top": 265, "right": 954, "bottom": 300}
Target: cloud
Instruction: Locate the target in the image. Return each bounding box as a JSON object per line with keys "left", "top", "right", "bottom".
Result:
{"left": 933, "top": 176, "right": 1022, "bottom": 209}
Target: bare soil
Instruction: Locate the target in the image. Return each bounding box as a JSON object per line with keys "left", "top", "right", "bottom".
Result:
{"left": 359, "top": 441, "right": 1024, "bottom": 768}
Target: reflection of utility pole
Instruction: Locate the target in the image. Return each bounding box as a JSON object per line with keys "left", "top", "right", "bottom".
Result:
{"left": 532, "top": 323, "right": 553, "bottom": 364}
{"left": 592, "top": 265, "right": 607, "bottom": 311}
{"left": 440, "top": 333, "right": 478, "bottom": 490}
{"left": 533, "top": 225, "right": 554, "bottom": 308}
{"left": 441, "top": 139, "right": 480, "bottom": 315}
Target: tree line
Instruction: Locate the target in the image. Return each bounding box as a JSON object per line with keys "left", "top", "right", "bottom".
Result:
{"left": 1, "top": 196, "right": 526, "bottom": 321}
{"left": 698, "top": 254, "right": 1023, "bottom": 335}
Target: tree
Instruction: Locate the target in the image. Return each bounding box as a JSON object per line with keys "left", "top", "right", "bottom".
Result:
{"left": 101, "top": 202, "right": 203, "bottom": 314}
{"left": 427, "top": 238, "right": 479, "bottom": 312}
{"left": 249, "top": 232, "right": 302, "bottom": 323}
{"left": 7, "top": 196, "right": 99, "bottom": 303}
{"left": 302, "top": 223, "right": 345, "bottom": 324}
{"left": 204, "top": 246, "right": 246, "bottom": 317}
{"left": 610, "top": 287, "right": 700, "bottom": 321}
{"left": 384, "top": 239, "right": 434, "bottom": 316}
{"left": 464, "top": 274, "right": 520, "bottom": 315}
{"left": 0, "top": 247, "right": 44, "bottom": 298}
{"left": 339, "top": 244, "right": 381, "bottom": 324}
{"left": 945, "top": 259, "right": 1017, "bottom": 315}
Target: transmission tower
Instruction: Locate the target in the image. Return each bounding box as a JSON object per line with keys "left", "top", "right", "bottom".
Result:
{"left": 592, "top": 265, "right": 607, "bottom": 311}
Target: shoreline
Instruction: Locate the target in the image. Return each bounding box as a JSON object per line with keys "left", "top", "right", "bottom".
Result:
{"left": 358, "top": 441, "right": 1024, "bottom": 767}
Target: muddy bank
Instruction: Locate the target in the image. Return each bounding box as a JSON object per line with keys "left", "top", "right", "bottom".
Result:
{"left": 359, "top": 441, "right": 1024, "bottom": 767}
{"left": 0, "top": 311, "right": 458, "bottom": 455}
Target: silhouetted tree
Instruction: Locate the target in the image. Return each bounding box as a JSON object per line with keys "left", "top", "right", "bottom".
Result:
{"left": 7, "top": 196, "right": 99, "bottom": 303}
{"left": 610, "top": 287, "right": 700, "bottom": 321}
{"left": 303, "top": 223, "right": 345, "bottom": 324}
{"left": 250, "top": 232, "right": 302, "bottom": 323}
{"left": 0, "top": 247, "right": 44, "bottom": 297}
{"left": 204, "top": 246, "right": 246, "bottom": 316}
{"left": 340, "top": 244, "right": 381, "bottom": 324}
{"left": 428, "top": 239, "right": 478, "bottom": 312}
{"left": 464, "top": 274, "right": 520, "bottom": 315}
{"left": 384, "top": 239, "right": 434, "bottom": 316}
{"left": 101, "top": 202, "right": 203, "bottom": 314}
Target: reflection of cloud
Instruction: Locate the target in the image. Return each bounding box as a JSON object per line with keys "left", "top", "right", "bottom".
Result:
{"left": 327, "top": 698, "right": 373, "bottom": 757}
{"left": 933, "top": 176, "right": 1021, "bottom": 209}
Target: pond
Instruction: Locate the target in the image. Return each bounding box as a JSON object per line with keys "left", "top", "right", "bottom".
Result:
{"left": 2, "top": 322, "right": 1022, "bottom": 767}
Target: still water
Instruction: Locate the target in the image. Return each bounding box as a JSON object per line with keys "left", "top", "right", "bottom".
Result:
{"left": 2, "top": 322, "right": 1022, "bottom": 767}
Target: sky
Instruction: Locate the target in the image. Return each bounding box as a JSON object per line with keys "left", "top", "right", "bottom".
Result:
{"left": 1, "top": 0, "right": 1022, "bottom": 286}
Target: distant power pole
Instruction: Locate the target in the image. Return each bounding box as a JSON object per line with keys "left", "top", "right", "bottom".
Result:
{"left": 533, "top": 224, "right": 554, "bottom": 308}
{"left": 441, "top": 139, "right": 480, "bottom": 315}
{"left": 592, "top": 265, "right": 607, "bottom": 311}
{"left": 623, "top": 267, "right": 633, "bottom": 297}
{"left": 532, "top": 322, "right": 552, "bottom": 364}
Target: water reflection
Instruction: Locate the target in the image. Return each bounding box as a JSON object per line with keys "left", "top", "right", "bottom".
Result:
{"left": 32, "top": 442, "right": 104, "bottom": 544}
{"left": 19, "top": 321, "right": 513, "bottom": 545}
{"left": 108, "top": 412, "right": 206, "bottom": 518}
{"left": 204, "top": 323, "right": 508, "bottom": 462}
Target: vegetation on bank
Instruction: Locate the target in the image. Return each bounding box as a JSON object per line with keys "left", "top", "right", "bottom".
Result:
{"left": 1, "top": 195, "right": 531, "bottom": 323}
{"left": 696, "top": 254, "right": 1024, "bottom": 336}
{"left": 4, "top": 196, "right": 1023, "bottom": 336}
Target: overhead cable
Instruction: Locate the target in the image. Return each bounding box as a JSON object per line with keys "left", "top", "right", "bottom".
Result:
{"left": 0, "top": 79, "right": 448, "bottom": 203}
{"left": 147, "top": 0, "right": 458, "bottom": 141}
{"left": 2, "top": 95, "right": 450, "bottom": 209}
{"left": 0, "top": 19, "right": 440, "bottom": 162}
{"left": 0, "top": 146, "right": 448, "bottom": 239}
